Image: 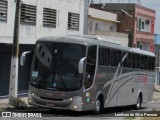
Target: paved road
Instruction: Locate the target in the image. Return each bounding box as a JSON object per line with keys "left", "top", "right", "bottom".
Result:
{"left": 1, "top": 92, "right": 160, "bottom": 119}
{"left": 3, "top": 100, "right": 160, "bottom": 118}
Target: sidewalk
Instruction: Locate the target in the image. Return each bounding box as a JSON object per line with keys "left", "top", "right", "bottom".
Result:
{"left": 154, "top": 85, "right": 160, "bottom": 92}
{"left": 0, "top": 97, "right": 28, "bottom": 111}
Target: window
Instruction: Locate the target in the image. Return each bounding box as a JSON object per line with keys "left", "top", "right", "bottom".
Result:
{"left": 0, "top": 0, "right": 7, "bottom": 21}
{"left": 110, "top": 26, "right": 113, "bottom": 32}
{"left": 68, "top": 12, "right": 79, "bottom": 30}
{"left": 132, "top": 53, "right": 140, "bottom": 69}
{"left": 99, "top": 47, "right": 110, "bottom": 66}
{"left": 21, "top": 4, "right": 36, "bottom": 25}
{"left": 111, "top": 49, "right": 121, "bottom": 67}
{"left": 87, "top": 46, "right": 97, "bottom": 64}
{"left": 43, "top": 8, "right": 57, "bottom": 28}
{"left": 141, "top": 21, "right": 144, "bottom": 29}
{"left": 95, "top": 23, "right": 99, "bottom": 31}
{"left": 123, "top": 52, "right": 131, "bottom": 68}
{"left": 148, "top": 57, "right": 155, "bottom": 70}
{"left": 140, "top": 55, "right": 148, "bottom": 69}
{"left": 84, "top": 46, "right": 97, "bottom": 89}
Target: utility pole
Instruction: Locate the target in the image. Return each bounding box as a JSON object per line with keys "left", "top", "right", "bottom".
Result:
{"left": 9, "top": 0, "right": 21, "bottom": 103}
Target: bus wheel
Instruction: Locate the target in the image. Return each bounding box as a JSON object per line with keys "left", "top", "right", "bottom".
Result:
{"left": 94, "top": 97, "right": 103, "bottom": 115}
{"left": 134, "top": 95, "right": 142, "bottom": 110}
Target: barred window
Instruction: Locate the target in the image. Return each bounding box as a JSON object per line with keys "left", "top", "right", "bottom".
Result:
{"left": 68, "top": 12, "right": 79, "bottom": 31}
{"left": 43, "top": 8, "right": 57, "bottom": 28}
{"left": 0, "top": 0, "right": 7, "bottom": 21}
{"left": 20, "top": 4, "right": 36, "bottom": 25}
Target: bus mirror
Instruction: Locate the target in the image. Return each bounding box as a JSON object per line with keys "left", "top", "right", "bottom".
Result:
{"left": 20, "top": 51, "right": 32, "bottom": 66}
{"left": 78, "top": 57, "right": 86, "bottom": 74}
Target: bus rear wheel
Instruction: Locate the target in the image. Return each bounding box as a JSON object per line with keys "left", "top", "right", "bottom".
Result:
{"left": 93, "top": 97, "right": 103, "bottom": 115}
{"left": 134, "top": 95, "right": 142, "bottom": 110}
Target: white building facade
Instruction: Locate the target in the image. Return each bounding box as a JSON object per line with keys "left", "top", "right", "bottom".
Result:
{"left": 0, "top": 0, "right": 88, "bottom": 97}
{"left": 0, "top": 0, "right": 88, "bottom": 44}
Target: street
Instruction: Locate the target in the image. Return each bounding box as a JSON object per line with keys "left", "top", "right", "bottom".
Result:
{"left": 3, "top": 92, "right": 160, "bottom": 119}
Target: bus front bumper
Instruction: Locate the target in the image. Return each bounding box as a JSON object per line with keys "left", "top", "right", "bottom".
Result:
{"left": 28, "top": 92, "right": 82, "bottom": 111}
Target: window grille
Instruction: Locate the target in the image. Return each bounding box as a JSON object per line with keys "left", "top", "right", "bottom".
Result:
{"left": 0, "top": 0, "right": 7, "bottom": 21}
{"left": 68, "top": 12, "right": 79, "bottom": 30}
{"left": 43, "top": 8, "right": 57, "bottom": 28}
{"left": 20, "top": 4, "right": 36, "bottom": 25}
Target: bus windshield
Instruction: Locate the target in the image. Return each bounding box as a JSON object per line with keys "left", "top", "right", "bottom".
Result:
{"left": 30, "top": 42, "right": 86, "bottom": 91}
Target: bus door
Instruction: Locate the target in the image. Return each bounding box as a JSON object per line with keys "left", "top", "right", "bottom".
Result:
{"left": 82, "top": 46, "right": 97, "bottom": 111}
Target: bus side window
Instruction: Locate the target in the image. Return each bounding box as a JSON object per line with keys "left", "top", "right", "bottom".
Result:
{"left": 111, "top": 49, "right": 121, "bottom": 67}
{"left": 104, "top": 48, "right": 110, "bottom": 66}
{"left": 132, "top": 53, "right": 140, "bottom": 69}
{"left": 123, "top": 52, "right": 131, "bottom": 68}
{"left": 99, "top": 47, "right": 105, "bottom": 65}
{"left": 98, "top": 47, "right": 110, "bottom": 66}
{"left": 84, "top": 46, "right": 97, "bottom": 89}
{"left": 148, "top": 57, "right": 155, "bottom": 70}
{"left": 140, "top": 55, "right": 148, "bottom": 70}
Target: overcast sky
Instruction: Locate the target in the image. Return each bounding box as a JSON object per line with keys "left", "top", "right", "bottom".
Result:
{"left": 92, "top": 0, "right": 160, "bottom": 34}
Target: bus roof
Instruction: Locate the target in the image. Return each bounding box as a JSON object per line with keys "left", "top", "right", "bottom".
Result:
{"left": 130, "top": 48, "right": 155, "bottom": 57}
{"left": 37, "top": 35, "right": 155, "bottom": 57}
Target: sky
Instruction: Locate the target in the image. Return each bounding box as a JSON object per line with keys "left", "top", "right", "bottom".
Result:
{"left": 92, "top": 0, "right": 160, "bottom": 34}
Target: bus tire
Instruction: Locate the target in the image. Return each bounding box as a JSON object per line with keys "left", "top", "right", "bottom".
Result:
{"left": 134, "top": 94, "right": 142, "bottom": 110}
{"left": 93, "top": 96, "right": 103, "bottom": 115}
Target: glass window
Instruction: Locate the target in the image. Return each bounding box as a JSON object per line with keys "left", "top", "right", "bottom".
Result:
{"left": 123, "top": 52, "right": 131, "bottom": 68}
{"left": 84, "top": 46, "right": 97, "bottom": 89}
{"left": 141, "top": 21, "right": 145, "bottom": 29}
{"left": 31, "top": 42, "right": 86, "bottom": 91}
{"left": 132, "top": 53, "right": 140, "bottom": 69}
{"left": 111, "top": 49, "right": 121, "bottom": 67}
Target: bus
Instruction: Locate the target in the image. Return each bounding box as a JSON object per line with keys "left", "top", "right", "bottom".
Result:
{"left": 21, "top": 35, "right": 155, "bottom": 114}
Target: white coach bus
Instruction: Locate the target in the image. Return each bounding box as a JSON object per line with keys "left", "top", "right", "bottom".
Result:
{"left": 21, "top": 35, "right": 155, "bottom": 114}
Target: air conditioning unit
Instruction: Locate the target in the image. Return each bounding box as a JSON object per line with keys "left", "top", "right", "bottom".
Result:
{"left": 145, "top": 20, "right": 150, "bottom": 25}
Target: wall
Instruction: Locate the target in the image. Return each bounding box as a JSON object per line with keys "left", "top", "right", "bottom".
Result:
{"left": 134, "top": 5, "right": 155, "bottom": 52}
{"left": 0, "top": 0, "right": 88, "bottom": 96}
{"left": 0, "top": 0, "right": 88, "bottom": 44}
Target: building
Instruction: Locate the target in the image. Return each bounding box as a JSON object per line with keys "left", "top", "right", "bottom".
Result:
{"left": 0, "top": 0, "right": 88, "bottom": 97}
{"left": 90, "top": 3, "right": 155, "bottom": 52}
{"left": 88, "top": 7, "right": 129, "bottom": 46}
{"left": 154, "top": 34, "right": 160, "bottom": 85}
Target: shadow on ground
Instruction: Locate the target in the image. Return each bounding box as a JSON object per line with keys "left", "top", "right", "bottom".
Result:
{"left": 5, "top": 105, "right": 147, "bottom": 117}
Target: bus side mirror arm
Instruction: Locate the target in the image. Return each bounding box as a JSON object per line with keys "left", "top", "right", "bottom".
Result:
{"left": 78, "top": 57, "right": 86, "bottom": 74}
{"left": 20, "top": 51, "right": 32, "bottom": 66}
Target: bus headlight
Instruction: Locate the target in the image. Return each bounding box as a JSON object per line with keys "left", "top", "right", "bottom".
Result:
{"left": 30, "top": 92, "right": 39, "bottom": 98}
{"left": 67, "top": 96, "right": 80, "bottom": 101}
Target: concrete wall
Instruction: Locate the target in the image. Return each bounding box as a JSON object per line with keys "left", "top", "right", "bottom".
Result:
{"left": 0, "top": 0, "right": 88, "bottom": 44}
{"left": 134, "top": 5, "right": 155, "bottom": 52}
{"left": 88, "top": 8, "right": 128, "bottom": 47}
{"left": 88, "top": 8, "right": 118, "bottom": 34}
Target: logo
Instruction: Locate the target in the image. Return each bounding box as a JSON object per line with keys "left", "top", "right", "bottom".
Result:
{"left": 2, "top": 112, "right": 11, "bottom": 117}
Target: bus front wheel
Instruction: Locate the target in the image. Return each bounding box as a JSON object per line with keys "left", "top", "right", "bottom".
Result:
{"left": 93, "top": 96, "right": 103, "bottom": 115}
